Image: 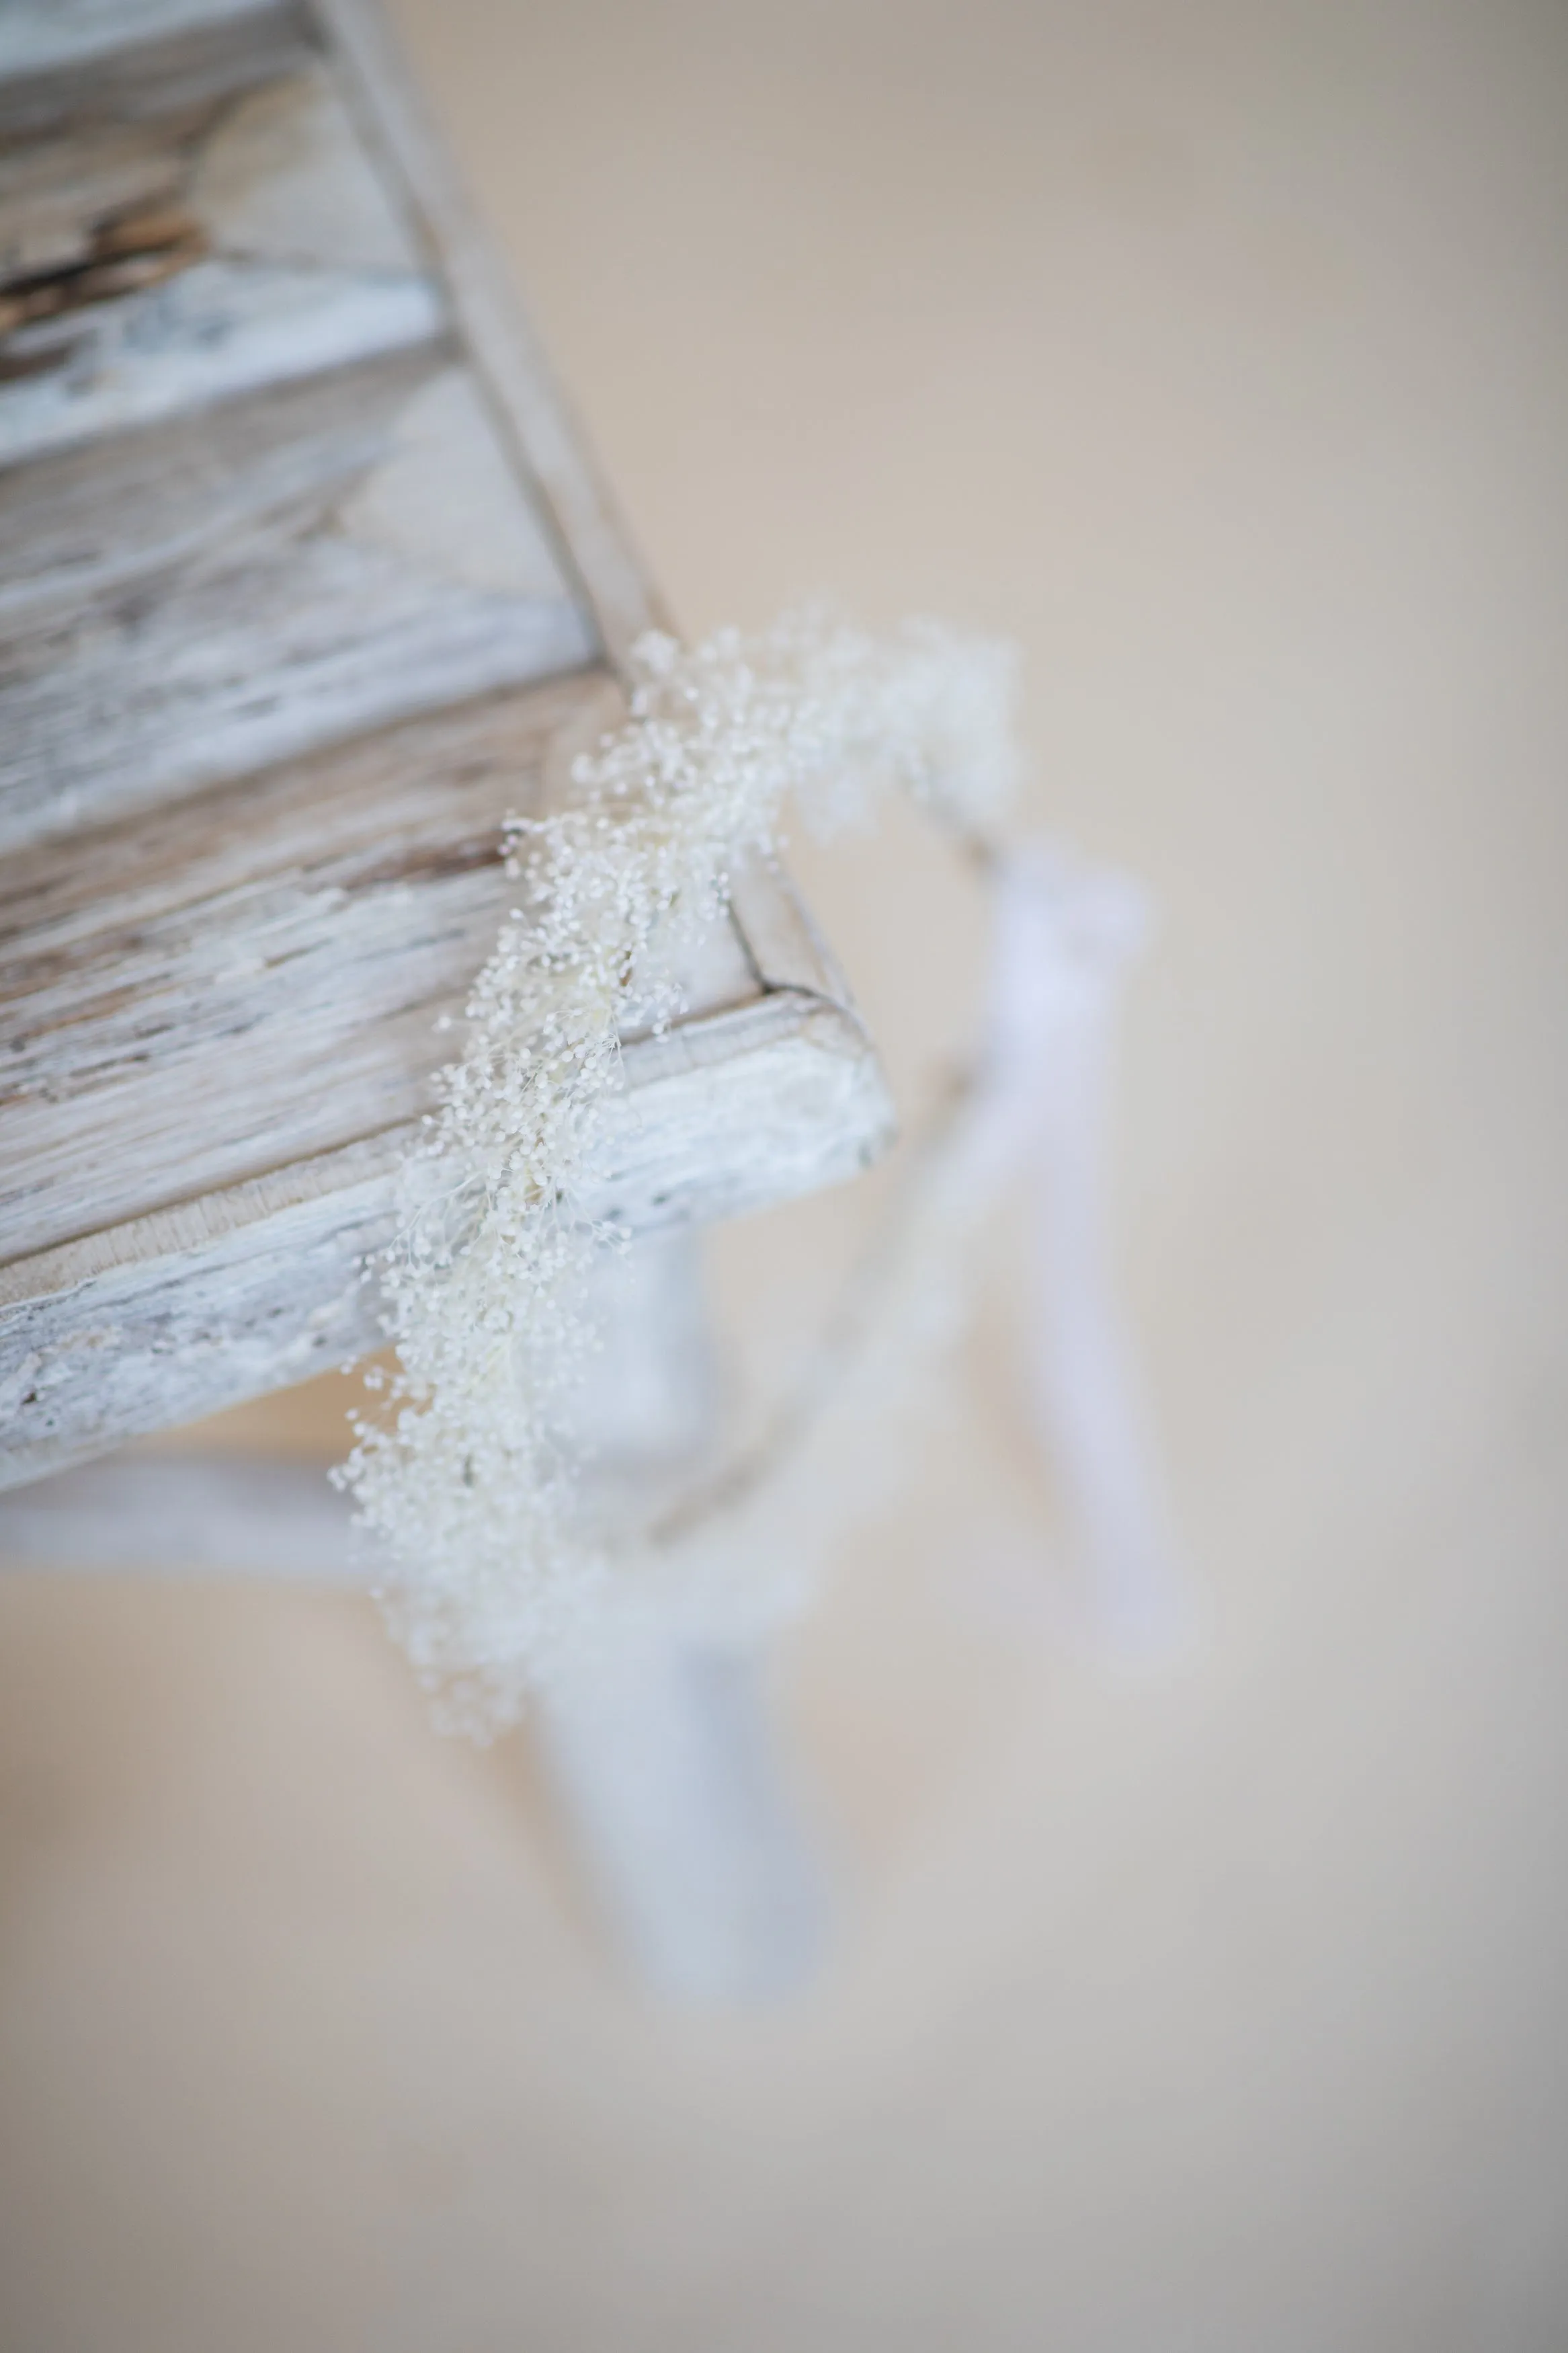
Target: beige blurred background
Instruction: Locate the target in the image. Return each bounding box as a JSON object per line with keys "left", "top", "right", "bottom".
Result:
{"left": 3, "top": 0, "right": 1567, "bottom": 2344}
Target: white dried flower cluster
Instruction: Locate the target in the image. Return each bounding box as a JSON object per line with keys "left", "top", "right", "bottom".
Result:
{"left": 339, "top": 609, "right": 1020, "bottom": 1737}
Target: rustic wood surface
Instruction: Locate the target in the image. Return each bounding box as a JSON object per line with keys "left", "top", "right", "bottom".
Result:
{"left": 0, "top": 0, "right": 893, "bottom": 1490}
{"left": 0, "top": 54, "right": 442, "bottom": 467}
{"left": 0, "top": 354, "right": 596, "bottom": 846}
{"left": 316, "top": 0, "right": 668, "bottom": 669}
{"left": 0, "top": 995, "right": 890, "bottom": 1484}
{"left": 0, "top": 663, "right": 850, "bottom": 1271}
{"left": 2, "top": 674, "right": 596, "bottom": 1261}
{"left": 0, "top": 3, "right": 315, "bottom": 143}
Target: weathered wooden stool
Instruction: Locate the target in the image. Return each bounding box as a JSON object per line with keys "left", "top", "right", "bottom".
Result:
{"left": 0, "top": 0, "right": 892, "bottom": 1995}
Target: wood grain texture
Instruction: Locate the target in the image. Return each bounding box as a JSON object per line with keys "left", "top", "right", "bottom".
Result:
{"left": 0, "top": 674, "right": 583, "bottom": 1259}
{"left": 306, "top": 5, "right": 868, "bottom": 1012}
{"left": 0, "top": 0, "right": 895, "bottom": 1487}
{"left": 0, "top": 995, "right": 893, "bottom": 1487}
{"left": 318, "top": 0, "right": 666, "bottom": 670}
{"left": 0, "top": 3, "right": 315, "bottom": 141}
{"left": 0, "top": 110, "right": 198, "bottom": 282}
{"left": 0, "top": 1137, "right": 399, "bottom": 1481}
{"left": 0, "top": 61, "right": 444, "bottom": 469}
{"left": 0, "top": 672, "right": 759, "bottom": 1263}
{"left": 0, "top": 351, "right": 595, "bottom": 846}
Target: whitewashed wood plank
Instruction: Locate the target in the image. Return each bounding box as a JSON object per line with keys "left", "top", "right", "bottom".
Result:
{"left": 0, "top": 676, "right": 577, "bottom": 1257}
{"left": 0, "top": 3, "right": 312, "bottom": 138}
{"left": 2, "top": 883, "right": 501, "bottom": 1265}
{"left": 319, "top": 0, "right": 665, "bottom": 670}
{"left": 190, "top": 53, "right": 409, "bottom": 269}
{"left": 0, "top": 1235, "right": 705, "bottom": 1572}
{"left": 0, "top": 0, "right": 293, "bottom": 82}
{"left": 0, "top": 48, "right": 404, "bottom": 288}
{"left": 0, "top": 673, "right": 761, "bottom": 1262}
{"left": 0, "top": 666, "right": 578, "bottom": 949}
{"left": 0, "top": 993, "right": 893, "bottom": 1488}
{"left": 0, "top": 340, "right": 430, "bottom": 639}
{"left": 0, "top": 115, "right": 192, "bottom": 280}
{"left": 335, "top": 365, "right": 577, "bottom": 597}
{"left": 314, "top": 3, "right": 863, "bottom": 1025}
{"left": 0, "top": 63, "right": 442, "bottom": 467}
{"left": 0, "top": 523, "right": 592, "bottom": 850}
{"left": 0, "top": 249, "right": 441, "bottom": 464}
{"left": 315, "top": 2, "right": 864, "bottom": 1028}
{"left": 0, "top": 356, "right": 596, "bottom": 847}
{"left": 0, "top": 0, "right": 897, "bottom": 1495}
{"left": 0, "top": 1138, "right": 399, "bottom": 1479}
{"left": 588, "top": 994, "right": 891, "bottom": 1231}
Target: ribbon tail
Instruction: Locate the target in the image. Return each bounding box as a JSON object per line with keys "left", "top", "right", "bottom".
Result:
{"left": 986, "top": 840, "right": 1186, "bottom": 1657}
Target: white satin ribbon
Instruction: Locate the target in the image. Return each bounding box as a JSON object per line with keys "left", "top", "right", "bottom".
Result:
{"left": 965, "top": 838, "right": 1183, "bottom": 1654}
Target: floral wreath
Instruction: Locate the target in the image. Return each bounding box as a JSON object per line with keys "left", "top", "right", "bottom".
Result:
{"left": 338, "top": 610, "right": 1175, "bottom": 1737}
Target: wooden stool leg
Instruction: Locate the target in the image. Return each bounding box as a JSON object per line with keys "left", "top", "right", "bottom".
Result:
{"left": 539, "top": 1628, "right": 825, "bottom": 2003}
{"left": 0, "top": 1234, "right": 829, "bottom": 1999}
{"left": 544, "top": 1233, "right": 827, "bottom": 2001}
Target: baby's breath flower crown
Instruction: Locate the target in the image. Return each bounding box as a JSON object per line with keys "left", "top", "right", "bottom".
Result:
{"left": 339, "top": 609, "right": 1020, "bottom": 1737}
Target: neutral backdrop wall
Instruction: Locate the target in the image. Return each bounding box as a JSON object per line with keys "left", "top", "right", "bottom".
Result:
{"left": 1, "top": 3, "right": 1566, "bottom": 2348}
